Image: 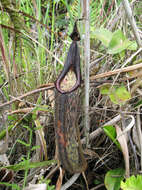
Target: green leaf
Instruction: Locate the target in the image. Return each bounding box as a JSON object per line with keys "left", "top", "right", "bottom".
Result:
{"left": 8, "top": 115, "right": 17, "bottom": 121}
{"left": 99, "top": 83, "right": 112, "bottom": 95}
{"left": 134, "top": 99, "right": 142, "bottom": 108}
{"left": 3, "top": 87, "right": 9, "bottom": 100}
{"left": 0, "top": 76, "right": 3, "bottom": 85}
{"left": 108, "top": 30, "right": 126, "bottom": 51}
{"left": 126, "top": 41, "right": 137, "bottom": 50}
{"left": 0, "top": 182, "right": 20, "bottom": 190}
{"left": 108, "top": 30, "right": 137, "bottom": 54}
{"left": 103, "top": 125, "right": 121, "bottom": 149}
{"left": 99, "top": 85, "right": 131, "bottom": 105}
{"left": 94, "top": 179, "right": 102, "bottom": 185}
{"left": 17, "top": 139, "right": 30, "bottom": 147}
{"left": 121, "top": 175, "right": 142, "bottom": 190}
{"left": 91, "top": 28, "right": 112, "bottom": 47}
{"left": 0, "top": 160, "right": 56, "bottom": 171}
{"left": 31, "top": 145, "right": 40, "bottom": 151}
{"left": 109, "top": 86, "right": 131, "bottom": 105}
{"left": 0, "top": 125, "right": 14, "bottom": 140}
{"left": 105, "top": 168, "right": 125, "bottom": 190}
{"left": 91, "top": 28, "right": 137, "bottom": 54}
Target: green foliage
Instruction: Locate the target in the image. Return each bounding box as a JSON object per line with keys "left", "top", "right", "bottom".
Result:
{"left": 103, "top": 125, "right": 121, "bottom": 149}
{"left": 91, "top": 28, "right": 112, "bottom": 47}
{"left": 0, "top": 75, "right": 4, "bottom": 85}
{"left": 1, "top": 160, "right": 56, "bottom": 171}
{"left": 109, "top": 86, "right": 131, "bottom": 105}
{"left": 100, "top": 84, "right": 131, "bottom": 105}
{"left": 0, "top": 182, "right": 20, "bottom": 190}
{"left": 66, "top": 0, "right": 81, "bottom": 35}
{"left": 100, "top": 83, "right": 113, "bottom": 95}
{"left": 94, "top": 179, "right": 102, "bottom": 185}
{"left": 134, "top": 99, "right": 142, "bottom": 108}
{"left": 39, "top": 178, "right": 55, "bottom": 190}
{"left": 2, "top": 87, "right": 9, "bottom": 100}
{"left": 0, "top": 125, "right": 14, "bottom": 140}
{"left": 0, "top": 179, "right": 55, "bottom": 190}
{"left": 17, "top": 139, "right": 31, "bottom": 147}
{"left": 90, "top": 0, "right": 102, "bottom": 27}
{"left": 91, "top": 28, "right": 137, "bottom": 54}
{"left": 67, "top": 0, "right": 103, "bottom": 36}
{"left": 121, "top": 175, "right": 142, "bottom": 190}
{"left": 1, "top": 0, "right": 141, "bottom": 189}
{"left": 108, "top": 30, "right": 137, "bottom": 54}
{"left": 105, "top": 168, "right": 125, "bottom": 190}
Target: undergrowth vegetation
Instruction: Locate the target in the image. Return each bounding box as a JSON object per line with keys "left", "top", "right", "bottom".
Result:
{"left": 0, "top": 0, "right": 142, "bottom": 189}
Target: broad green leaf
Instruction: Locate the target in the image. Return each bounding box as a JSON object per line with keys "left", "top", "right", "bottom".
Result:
{"left": 99, "top": 83, "right": 112, "bottom": 95}
{"left": 108, "top": 40, "right": 137, "bottom": 54}
{"left": 99, "top": 85, "right": 131, "bottom": 105}
{"left": 105, "top": 168, "right": 125, "bottom": 190}
{"left": 103, "top": 125, "right": 121, "bottom": 149}
{"left": 121, "top": 175, "right": 142, "bottom": 190}
{"left": 108, "top": 30, "right": 137, "bottom": 54}
{"left": 91, "top": 28, "right": 112, "bottom": 47}
{"left": 108, "top": 30, "right": 126, "bottom": 54}
{"left": 126, "top": 41, "right": 137, "bottom": 50}
{"left": 109, "top": 86, "right": 131, "bottom": 105}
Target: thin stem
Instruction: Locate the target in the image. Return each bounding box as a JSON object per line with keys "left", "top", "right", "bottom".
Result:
{"left": 82, "top": 0, "right": 90, "bottom": 147}
{"left": 136, "top": 107, "right": 142, "bottom": 171}
{"left": 122, "top": 0, "right": 142, "bottom": 47}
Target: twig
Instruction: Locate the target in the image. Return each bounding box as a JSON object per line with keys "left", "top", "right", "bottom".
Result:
{"left": 2, "top": 55, "right": 142, "bottom": 111}
{"left": 60, "top": 173, "right": 80, "bottom": 190}
{"left": 0, "top": 25, "right": 10, "bottom": 81}
{"left": 0, "top": 85, "right": 54, "bottom": 109}
{"left": 1, "top": 47, "right": 142, "bottom": 110}
{"left": 122, "top": 0, "right": 142, "bottom": 47}
{"left": 90, "top": 47, "right": 142, "bottom": 80}
{"left": 82, "top": 172, "right": 89, "bottom": 190}
{"left": 21, "top": 31, "right": 63, "bottom": 65}
{"left": 136, "top": 107, "right": 142, "bottom": 171}
{"left": 107, "top": 3, "right": 124, "bottom": 31}
{"left": 90, "top": 55, "right": 107, "bottom": 70}
{"left": 81, "top": 114, "right": 122, "bottom": 144}
{"left": 128, "top": 132, "right": 139, "bottom": 172}
{"left": 82, "top": 0, "right": 90, "bottom": 147}
{"left": 90, "top": 183, "right": 105, "bottom": 190}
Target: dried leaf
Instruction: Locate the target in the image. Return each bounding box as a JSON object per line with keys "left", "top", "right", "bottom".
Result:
{"left": 0, "top": 140, "right": 8, "bottom": 154}
{"left": 56, "top": 167, "right": 64, "bottom": 190}
{"left": 23, "top": 183, "right": 47, "bottom": 190}
{"left": 0, "top": 154, "right": 9, "bottom": 165}
{"left": 115, "top": 125, "right": 129, "bottom": 178}
{"left": 34, "top": 119, "right": 48, "bottom": 160}
{"left": 132, "top": 125, "right": 141, "bottom": 152}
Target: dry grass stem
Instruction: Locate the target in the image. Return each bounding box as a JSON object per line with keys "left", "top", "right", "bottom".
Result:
{"left": 136, "top": 108, "right": 142, "bottom": 171}
{"left": 60, "top": 173, "right": 80, "bottom": 190}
